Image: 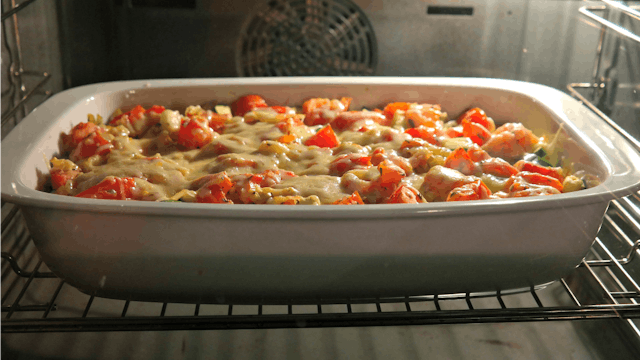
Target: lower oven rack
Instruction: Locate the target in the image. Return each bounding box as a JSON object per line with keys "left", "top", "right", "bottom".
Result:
{"left": 2, "top": 191, "right": 640, "bottom": 333}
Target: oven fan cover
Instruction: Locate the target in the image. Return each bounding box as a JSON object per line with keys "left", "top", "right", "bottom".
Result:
{"left": 236, "top": 0, "right": 378, "bottom": 76}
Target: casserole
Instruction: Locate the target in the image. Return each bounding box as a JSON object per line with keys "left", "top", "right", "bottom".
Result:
{"left": 2, "top": 77, "right": 640, "bottom": 304}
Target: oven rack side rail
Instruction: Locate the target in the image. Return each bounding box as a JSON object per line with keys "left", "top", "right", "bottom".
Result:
{"left": 1, "top": 192, "right": 640, "bottom": 333}
{"left": 567, "top": 0, "right": 640, "bottom": 152}
{"left": 1, "top": 0, "right": 52, "bottom": 133}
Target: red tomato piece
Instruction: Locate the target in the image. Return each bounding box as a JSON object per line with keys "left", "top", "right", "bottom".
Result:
{"left": 514, "top": 160, "right": 564, "bottom": 182}
{"left": 446, "top": 180, "right": 492, "bottom": 202}
{"left": 302, "top": 98, "right": 329, "bottom": 115}
{"left": 76, "top": 177, "right": 137, "bottom": 200}
{"left": 480, "top": 157, "right": 519, "bottom": 178}
{"left": 111, "top": 105, "right": 146, "bottom": 125}
{"left": 208, "top": 113, "right": 230, "bottom": 134}
{"left": 176, "top": 118, "right": 213, "bottom": 149}
{"left": 70, "top": 130, "right": 113, "bottom": 162}
{"left": 146, "top": 105, "right": 166, "bottom": 116}
{"left": 329, "top": 154, "right": 372, "bottom": 176}
{"left": 444, "top": 148, "right": 478, "bottom": 176}
{"left": 305, "top": 125, "right": 340, "bottom": 148}
{"left": 458, "top": 107, "right": 495, "bottom": 132}
{"left": 50, "top": 168, "right": 80, "bottom": 190}
{"left": 383, "top": 102, "right": 411, "bottom": 120}
{"left": 384, "top": 185, "right": 425, "bottom": 204}
{"left": 333, "top": 191, "right": 365, "bottom": 205}
{"left": 462, "top": 121, "right": 492, "bottom": 146}
{"left": 194, "top": 172, "right": 235, "bottom": 204}
{"left": 128, "top": 105, "right": 146, "bottom": 121}
{"left": 405, "top": 126, "right": 441, "bottom": 145}
{"left": 365, "top": 160, "right": 406, "bottom": 202}
{"left": 231, "top": 95, "right": 268, "bottom": 116}
{"left": 65, "top": 122, "right": 98, "bottom": 149}
{"left": 377, "top": 160, "right": 406, "bottom": 185}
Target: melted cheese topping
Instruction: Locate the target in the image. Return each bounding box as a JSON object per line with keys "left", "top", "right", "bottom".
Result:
{"left": 48, "top": 101, "right": 590, "bottom": 204}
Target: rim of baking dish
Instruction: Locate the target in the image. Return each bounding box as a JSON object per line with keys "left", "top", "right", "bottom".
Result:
{"left": 2, "top": 77, "right": 640, "bottom": 219}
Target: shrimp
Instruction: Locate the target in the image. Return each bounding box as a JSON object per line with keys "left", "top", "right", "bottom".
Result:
{"left": 482, "top": 123, "right": 539, "bottom": 161}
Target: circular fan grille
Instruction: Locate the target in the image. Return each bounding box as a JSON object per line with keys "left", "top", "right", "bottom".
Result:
{"left": 236, "top": 0, "right": 378, "bottom": 76}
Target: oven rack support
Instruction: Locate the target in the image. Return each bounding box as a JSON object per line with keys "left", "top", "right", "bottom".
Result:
{"left": 1, "top": 0, "right": 52, "bottom": 132}
{"left": 567, "top": 0, "right": 640, "bottom": 152}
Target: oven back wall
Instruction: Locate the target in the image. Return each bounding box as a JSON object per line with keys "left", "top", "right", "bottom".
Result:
{"left": 56, "top": 0, "right": 599, "bottom": 90}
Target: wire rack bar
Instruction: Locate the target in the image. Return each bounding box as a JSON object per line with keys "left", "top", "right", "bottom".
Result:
{"left": 4, "top": 260, "right": 43, "bottom": 319}
{"left": 1, "top": 304, "right": 50, "bottom": 312}
{"left": 566, "top": 83, "right": 640, "bottom": 152}
{"left": 1, "top": 252, "right": 57, "bottom": 278}
{"left": 42, "top": 280, "right": 64, "bottom": 318}
{"left": 81, "top": 295, "right": 94, "bottom": 318}
{"left": 1, "top": 0, "right": 39, "bottom": 21}
{"left": 595, "top": 237, "right": 640, "bottom": 294}
{"left": 1, "top": 204, "right": 20, "bottom": 231}
{"left": 3, "top": 306, "right": 640, "bottom": 333}
{"left": 561, "top": 279, "right": 582, "bottom": 306}
{"left": 0, "top": 71, "right": 50, "bottom": 125}
{"left": 579, "top": 4, "right": 640, "bottom": 44}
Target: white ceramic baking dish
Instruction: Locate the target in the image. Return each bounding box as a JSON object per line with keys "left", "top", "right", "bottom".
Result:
{"left": 3, "top": 77, "right": 640, "bottom": 304}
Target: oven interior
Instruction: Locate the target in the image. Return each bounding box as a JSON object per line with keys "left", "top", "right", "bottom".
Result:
{"left": 2, "top": 0, "right": 640, "bottom": 358}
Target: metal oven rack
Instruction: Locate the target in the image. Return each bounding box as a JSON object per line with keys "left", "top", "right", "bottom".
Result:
{"left": 1, "top": 0, "right": 51, "bottom": 135}
{"left": 2, "top": 0, "right": 640, "bottom": 334}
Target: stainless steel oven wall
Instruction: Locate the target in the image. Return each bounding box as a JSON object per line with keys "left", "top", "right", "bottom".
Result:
{"left": 52, "top": 0, "right": 597, "bottom": 86}
{"left": 365, "top": 0, "right": 587, "bottom": 88}
{"left": 1, "top": 0, "right": 63, "bottom": 139}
